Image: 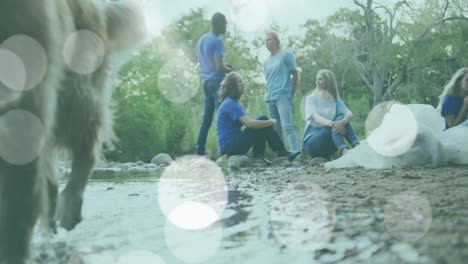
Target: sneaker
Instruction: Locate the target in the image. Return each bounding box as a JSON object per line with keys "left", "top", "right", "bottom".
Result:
{"left": 253, "top": 155, "right": 272, "bottom": 165}
{"left": 278, "top": 151, "right": 300, "bottom": 161}
{"left": 286, "top": 151, "right": 301, "bottom": 161}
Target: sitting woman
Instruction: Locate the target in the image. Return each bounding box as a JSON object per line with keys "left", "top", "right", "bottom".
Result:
{"left": 302, "top": 69, "right": 359, "bottom": 158}
{"left": 437, "top": 67, "right": 468, "bottom": 129}
{"left": 216, "top": 72, "right": 299, "bottom": 164}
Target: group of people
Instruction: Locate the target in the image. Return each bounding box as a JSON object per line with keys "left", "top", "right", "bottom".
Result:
{"left": 195, "top": 12, "right": 468, "bottom": 164}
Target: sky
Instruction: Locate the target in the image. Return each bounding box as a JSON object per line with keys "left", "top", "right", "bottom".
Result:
{"left": 146, "top": 0, "right": 358, "bottom": 37}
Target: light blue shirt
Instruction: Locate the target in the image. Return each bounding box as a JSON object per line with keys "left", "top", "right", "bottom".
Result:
{"left": 198, "top": 32, "right": 225, "bottom": 84}
{"left": 263, "top": 49, "right": 297, "bottom": 101}
{"left": 305, "top": 93, "right": 348, "bottom": 127}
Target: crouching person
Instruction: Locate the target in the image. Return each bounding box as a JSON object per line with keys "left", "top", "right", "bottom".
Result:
{"left": 302, "top": 69, "right": 360, "bottom": 158}
{"left": 216, "top": 72, "right": 299, "bottom": 164}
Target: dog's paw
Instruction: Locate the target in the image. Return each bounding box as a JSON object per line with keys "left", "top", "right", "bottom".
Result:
{"left": 55, "top": 189, "right": 83, "bottom": 230}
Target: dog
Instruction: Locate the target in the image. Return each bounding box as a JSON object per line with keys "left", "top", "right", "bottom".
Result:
{"left": 0, "top": 0, "right": 146, "bottom": 263}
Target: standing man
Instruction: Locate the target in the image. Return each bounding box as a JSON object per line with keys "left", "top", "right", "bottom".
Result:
{"left": 263, "top": 32, "right": 299, "bottom": 152}
{"left": 196, "top": 12, "right": 233, "bottom": 155}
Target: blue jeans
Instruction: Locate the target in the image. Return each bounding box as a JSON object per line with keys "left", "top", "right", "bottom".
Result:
{"left": 302, "top": 122, "right": 360, "bottom": 158}
{"left": 266, "top": 97, "right": 298, "bottom": 152}
{"left": 196, "top": 79, "right": 221, "bottom": 155}
{"left": 222, "top": 116, "right": 287, "bottom": 157}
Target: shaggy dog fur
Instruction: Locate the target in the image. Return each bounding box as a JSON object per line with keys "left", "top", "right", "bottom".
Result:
{"left": 0, "top": 1, "right": 146, "bottom": 263}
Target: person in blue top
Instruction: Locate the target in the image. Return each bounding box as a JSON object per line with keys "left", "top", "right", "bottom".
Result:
{"left": 216, "top": 72, "right": 300, "bottom": 164}
{"left": 302, "top": 69, "right": 360, "bottom": 158}
{"left": 437, "top": 68, "right": 468, "bottom": 129}
{"left": 195, "top": 12, "right": 233, "bottom": 155}
{"left": 263, "top": 32, "right": 299, "bottom": 153}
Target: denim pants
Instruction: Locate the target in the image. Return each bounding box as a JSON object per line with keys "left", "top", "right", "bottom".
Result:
{"left": 302, "top": 123, "right": 360, "bottom": 158}
{"left": 222, "top": 116, "right": 287, "bottom": 157}
{"left": 266, "top": 97, "right": 298, "bottom": 152}
{"left": 196, "top": 79, "right": 222, "bottom": 155}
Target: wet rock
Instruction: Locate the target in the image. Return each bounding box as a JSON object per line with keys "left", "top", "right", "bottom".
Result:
{"left": 316, "top": 238, "right": 357, "bottom": 263}
{"left": 151, "top": 153, "right": 173, "bottom": 166}
{"left": 294, "top": 183, "right": 307, "bottom": 190}
{"left": 357, "top": 244, "right": 382, "bottom": 260}
{"left": 390, "top": 243, "right": 419, "bottom": 262}
{"left": 115, "top": 163, "right": 131, "bottom": 171}
{"left": 291, "top": 161, "right": 302, "bottom": 167}
{"left": 308, "top": 157, "right": 328, "bottom": 167}
{"left": 272, "top": 156, "right": 289, "bottom": 167}
{"left": 402, "top": 174, "right": 422, "bottom": 179}
{"left": 216, "top": 155, "right": 228, "bottom": 168}
{"left": 294, "top": 153, "right": 311, "bottom": 164}
{"left": 142, "top": 163, "right": 157, "bottom": 169}
{"left": 228, "top": 155, "right": 252, "bottom": 168}
{"left": 93, "top": 168, "right": 119, "bottom": 175}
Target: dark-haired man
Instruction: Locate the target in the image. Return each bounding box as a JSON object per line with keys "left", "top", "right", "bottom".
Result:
{"left": 195, "top": 12, "right": 233, "bottom": 155}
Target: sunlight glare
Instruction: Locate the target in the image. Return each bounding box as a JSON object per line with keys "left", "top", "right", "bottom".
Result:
{"left": 168, "top": 201, "right": 219, "bottom": 230}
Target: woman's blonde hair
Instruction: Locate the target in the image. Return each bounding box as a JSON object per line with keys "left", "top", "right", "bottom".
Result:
{"left": 437, "top": 67, "right": 468, "bottom": 110}
{"left": 317, "top": 69, "right": 339, "bottom": 99}
{"left": 218, "top": 72, "right": 242, "bottom": 101}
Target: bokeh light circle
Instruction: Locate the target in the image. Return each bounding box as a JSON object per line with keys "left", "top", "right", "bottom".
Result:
{"left": 270, "top": 183, "right": 336, "bottom": 251}
{"left": 158, "top": 155, "right": 228, "bottom": 230}
{"left": 1, "top": 35, "right": 47, "bottom": 90}
{"left": 168, "top": 201, "right": 219, "bottom": 230}
{"left": 384, "top": 191, "right": 432, "bottom": 242}
{"left": 365, "top": 100, "right": 396, "bottom": 137}
{"left": 116, "top": 250, "right": 165, "bottom": 264}
{"left": 165, "top": 221, "right": 223, "bottom": 263}
{"left": 366, "top": 102, "right": 418, "bottom": 157}
{"left": 157, "top": 56, "right": 200, "bottom": 104}
{"left": 0, "top": 48, "right": 26, "bottom": 93}
{"left": 63, "top": 30, "right": 106, "bottom": 74}
{"left": 300, "top": 90, "right": 336, "bottom": 123}
{"left": 0, "top": 110, "right": 45, "bottom": 165}
{"left": 231, "top": 0, "right": 269, "bottom": 32}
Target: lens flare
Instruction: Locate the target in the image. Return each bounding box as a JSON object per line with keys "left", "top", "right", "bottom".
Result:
{"left": 384, "top": 191, "right": 432, "bottom": 242}
{"left": 270, "top": 183, "right": 335, "bottom": 251}
{"left": 158, "top": 155, "right": 228, "bottom": 229}
{"left": 63, "top": 30, "right": 106, "bottom": 75}
{"left": 0, "top": 110, "right": 45, "bottom": 165}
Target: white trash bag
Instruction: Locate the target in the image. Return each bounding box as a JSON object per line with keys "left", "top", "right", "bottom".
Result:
{"left": 325, "top": 104, "right": 466, "bottom": 169}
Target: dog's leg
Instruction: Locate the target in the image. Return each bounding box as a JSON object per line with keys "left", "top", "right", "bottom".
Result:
{"left": 0, "top": 162, "right": 40, "bottom": 264}
{"left": 56, "top": 144, "right": 96, "bottom": 230}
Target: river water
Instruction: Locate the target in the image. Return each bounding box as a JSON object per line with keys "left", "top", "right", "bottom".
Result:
{"left": 31, "top": 163, "right": 468, "bottom": 264}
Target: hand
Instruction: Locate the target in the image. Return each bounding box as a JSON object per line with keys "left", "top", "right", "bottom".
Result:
{"left": 332, "top": 120, "right": 346, "bottom": 135}
{"left": 269, "top": 118, "right": 277, "bottom": 126}
{"left": 225, "top": 64, "right": 234, "bottom": 72}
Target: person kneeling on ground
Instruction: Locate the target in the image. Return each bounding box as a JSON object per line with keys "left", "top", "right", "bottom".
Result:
{"left": 302, "top": 69, "right": 360, "bottom": 158}
{"left": 216, "top": 72, "right": 300, "bottom": 164}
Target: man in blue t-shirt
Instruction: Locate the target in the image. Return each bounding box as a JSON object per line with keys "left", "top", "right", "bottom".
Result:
{"left": 263, "top": 32, "right": 299, "bottom": 152}
{"left": 195, "top": 12, "right": 233, "bottom": 155}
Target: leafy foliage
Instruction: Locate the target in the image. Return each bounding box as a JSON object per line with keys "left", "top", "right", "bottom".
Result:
{"left": 107, "top": 3, "right": 467, "bottom": 161}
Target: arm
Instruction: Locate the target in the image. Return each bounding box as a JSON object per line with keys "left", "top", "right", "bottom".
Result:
{"left": 291, "top": 70, "right": 298, "bottom": 96}
{"left": 445, "top": 96, "right": 468, "bottom": 128}
{"left": 215, "top": 56, "right": 233, "bottom": 73}
{"left": 239, "top": 115, "right": 276, "bottom": 129}
{"left": 332, "top": 109, "right": 353, "bottom": 134}
{"left": 311, "top": 112, "right": 334, "bottom": 127}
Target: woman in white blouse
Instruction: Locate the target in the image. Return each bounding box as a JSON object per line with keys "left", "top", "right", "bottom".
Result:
{"left": 301, "top": 69, "right": 360, "bottom": 158}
